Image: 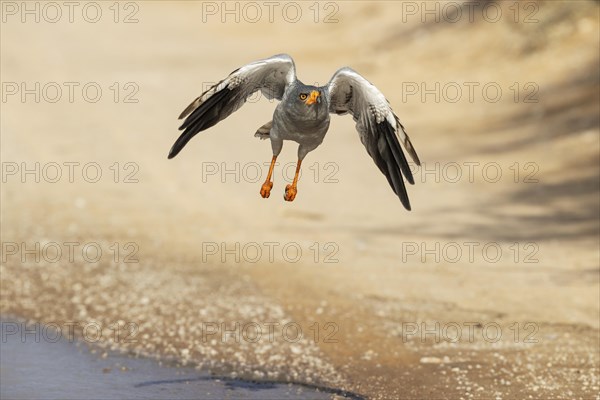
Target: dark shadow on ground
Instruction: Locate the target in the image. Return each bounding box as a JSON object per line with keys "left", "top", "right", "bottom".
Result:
{"left": 343, "top": 61, "right": 600, "bottom": 243}
{"left": 476, "top": 60, "right": 599, "bottom": 156}
{"left": 135, "top": 375, "right": 366, "bottom": 400}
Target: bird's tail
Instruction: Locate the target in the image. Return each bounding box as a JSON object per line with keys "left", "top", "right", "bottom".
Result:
{"left": 254, "top": 120, "right": 272, "bottom": 140}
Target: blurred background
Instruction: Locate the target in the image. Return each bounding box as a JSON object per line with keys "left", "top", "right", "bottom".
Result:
{"left": 1, "top": 1, "right": 599, "bottom": 399}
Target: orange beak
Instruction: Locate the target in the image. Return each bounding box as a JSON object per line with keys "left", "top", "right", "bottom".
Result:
{"left": 305, "top": 90, "right": 320, "bottom": 105}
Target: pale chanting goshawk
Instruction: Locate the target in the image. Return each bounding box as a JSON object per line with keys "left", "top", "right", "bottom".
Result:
{"left": 168, "top": 54, "right": 421, "bottom": 210}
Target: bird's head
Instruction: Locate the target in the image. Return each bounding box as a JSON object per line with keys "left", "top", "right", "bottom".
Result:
{"left": 298, "top": 88, "right": 321, "bottom": 106}
{"left": 288, "top": 84, "right": 327, "bottom": 120}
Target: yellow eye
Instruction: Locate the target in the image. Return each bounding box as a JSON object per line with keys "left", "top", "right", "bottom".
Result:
{"left": 299, "top": 93, "right": 308, "bottom": 100}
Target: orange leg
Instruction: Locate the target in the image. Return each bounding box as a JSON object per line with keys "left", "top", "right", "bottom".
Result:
{"left": 260, "top": 155, "right": 277, "bottom": 198}
{"left": 284, "top": 159, "right": 302, "bottom": 202}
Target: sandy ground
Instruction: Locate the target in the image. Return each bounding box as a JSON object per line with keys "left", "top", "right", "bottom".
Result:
{"left": 1, "top": 1, "right": 599, "bottom": 399}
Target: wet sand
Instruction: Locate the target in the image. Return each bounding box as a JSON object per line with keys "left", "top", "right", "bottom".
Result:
{"left": 1, "top": 318, "right": 344, "bottom": 400}
{"left": 1, "top": 1, "right": 599, "bottom": 399}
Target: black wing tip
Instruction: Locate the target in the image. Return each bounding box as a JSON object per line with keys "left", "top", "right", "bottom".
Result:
{"left": 168, "top": 133, "right": 189, "bottom": 159}
{"left": 381, "top": 120, "right": 416, "bottom": 185}
{"left": 167, "top": 147, "right": 179, "bottom": 159}
{"left": 374, "top": 120, "right": 414, "bottom": 211}
{"left": 396, "top": 116, "right": 421, "bottom": 167}
{"left": 408, "top": 147, "right": 421, "bottom": 168}
{"left": 394, "top": 184, "right": 412, "bottom": 211}
{"left": 393, "top": 184, "right": 411, "bottom": 210}
{"left": 170, "top": 86, "right": 238, "bottom": 159}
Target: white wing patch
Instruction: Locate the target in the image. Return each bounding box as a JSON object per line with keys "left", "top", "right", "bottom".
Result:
{"left": 368, "top": 103, "right": 390, "bottom": 124}
{"left": 326, "top": 67, "right": 420, "bottom": 166}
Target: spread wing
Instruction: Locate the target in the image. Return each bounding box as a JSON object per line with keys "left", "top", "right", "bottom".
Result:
{"left": 168, "top": 54, "right": 296, "bottom": 159}
{"left": 327, "top": 67, "right": 421, "bottom": 210}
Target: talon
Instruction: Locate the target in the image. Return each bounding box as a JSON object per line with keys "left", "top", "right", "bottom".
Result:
{"left": 284, "top": 184, "right": 297, "bottom": 202}
{"left": 260, "top": 181, "right": 273, "bottom": 198}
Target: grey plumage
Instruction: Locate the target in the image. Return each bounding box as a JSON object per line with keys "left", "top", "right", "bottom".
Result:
{"left": 169, "top": 54, "right": 421, "bottom": 210}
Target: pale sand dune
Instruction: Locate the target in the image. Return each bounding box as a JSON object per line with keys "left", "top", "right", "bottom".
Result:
{"left": 1, "top": 1, "right": 599, "bottom": 399}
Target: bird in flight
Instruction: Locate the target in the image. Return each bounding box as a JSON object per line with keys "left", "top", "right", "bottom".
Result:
{"left": 168, "top": 54, "right": 421, "bottom": 210}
